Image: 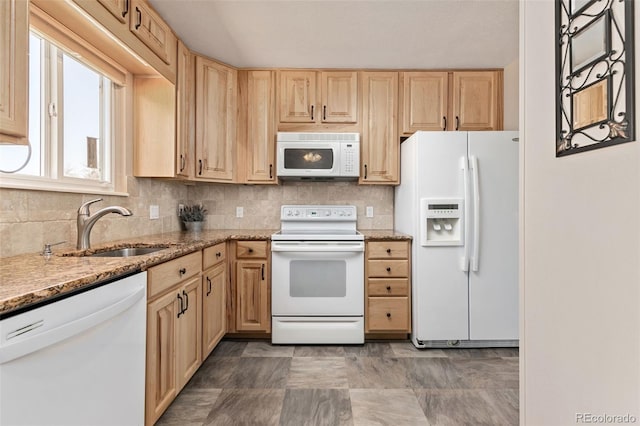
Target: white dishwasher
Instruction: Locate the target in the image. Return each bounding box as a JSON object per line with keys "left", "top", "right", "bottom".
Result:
{"left": 0, "top": 271, "right": 147, "bottom": 426}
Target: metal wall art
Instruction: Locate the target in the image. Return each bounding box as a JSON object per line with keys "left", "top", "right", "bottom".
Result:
{"left": 556, "top": 0, "right": 635, "bottom": 156}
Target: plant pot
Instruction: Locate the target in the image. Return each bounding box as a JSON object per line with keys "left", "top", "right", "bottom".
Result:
{"left": 183, "top": 221, "right": 204, "bottom": 233}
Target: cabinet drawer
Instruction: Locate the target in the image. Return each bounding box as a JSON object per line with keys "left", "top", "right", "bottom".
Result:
{"left": 367, "top": 278, "right": 409, "bottom": 296}
{"left": 367, "top": 259, "right": 409, "bottom": 278}
{"left": 236, "top": 241, "right": 268, "bottom": 259}
{"left": 367, "top": 241, "right": 409, "bottom": 259}
{"left": 367, "top": 297, "right": 410, "bottom": 331}
{"left": 148, "top": 251, "right": 202, "bottom": 298}
{"left": 203, "top": 242, "right": 226, "bottom": 269}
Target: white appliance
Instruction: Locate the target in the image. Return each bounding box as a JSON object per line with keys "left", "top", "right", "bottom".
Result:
{"left": 271, "top": 205, "right": 365, "bottom": 344}
{"left": 395, "top": 131, "right": 519, "bottom": 348}
{"left": 0, "top": 271, "right": 147, "bottom": 425}
{"left": 276, "top": 132, "right": 360, "bottom": 180}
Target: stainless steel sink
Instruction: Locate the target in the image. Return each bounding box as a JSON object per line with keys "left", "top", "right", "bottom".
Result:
{"left": 89, "top": 247, "right": 168, "bottom": 257}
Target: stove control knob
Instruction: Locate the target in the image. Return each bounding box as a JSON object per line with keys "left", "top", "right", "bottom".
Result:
{"left": 324, "top": 210, "right": 331, "bottom": 217}
{"left": 286, "top": 210, "right": 293, "bottom": 216}
{"left": 294, "top": 210, "right": 301, "bottom": 217}
{"left": 345, "top": 210, "right": 352, "bottom": 216}
{"left": 339, "top": 211, "right": 345, "bottom": 216}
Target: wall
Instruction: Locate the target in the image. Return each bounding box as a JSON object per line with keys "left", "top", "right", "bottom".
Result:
{"left": 0, "top": 180, "right": 392, "bottom": 257}
{"left": 520, "top": 1, "right": 640, "bottom": 425}
{"left": 503, "top": 58, "right": 519, "bottom": 131}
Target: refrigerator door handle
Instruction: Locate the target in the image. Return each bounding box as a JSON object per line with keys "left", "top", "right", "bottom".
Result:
{"left": 460, "top": 156, "right": 470, "bottom": 272}
{"left": 471, "top": 155, "right": 480, "bottom": 272}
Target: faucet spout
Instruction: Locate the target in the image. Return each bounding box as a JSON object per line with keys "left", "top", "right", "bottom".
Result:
{"left": 76, "top": 200, "right": 132, "bottom": 250}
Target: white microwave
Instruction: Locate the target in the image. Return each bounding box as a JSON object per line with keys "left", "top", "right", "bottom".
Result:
{"left": 276, "top": 132, "right": 360, "bottom": 180}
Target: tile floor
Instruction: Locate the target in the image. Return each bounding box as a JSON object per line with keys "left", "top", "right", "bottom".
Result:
{"left": 156, "top": 340, "right": 519, "bottom": 426}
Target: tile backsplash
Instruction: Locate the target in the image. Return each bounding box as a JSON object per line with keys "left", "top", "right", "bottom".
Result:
{"left": 0, "top": 179, "right": 393, "bottom": 257}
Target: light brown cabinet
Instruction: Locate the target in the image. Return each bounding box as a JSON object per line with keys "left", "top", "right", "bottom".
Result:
{"left": 452, "top": 71, "right": 503, "bottom": 131}
{"left": 237, "top": 70, "right": 276, "bottom": 184}
{"left": 195, "top": 56, "right": 237, "bottom": 182}
{"left": 278, "top": 70, "right": 358, "bottom": 126}
{"left": 73, "top": 0, "right": 177, "bottom": 83}
{"left": 360, "top": 71, "right": 399, "bottom": 185}
{"left": 0, "top": 0, "right": 29, "bottom": 144}
{"left": 365, "top": 240, "right": 411, "bottom": 334}
{"left": 146, "top": 252, "right": 202, "bottom": 426}
{"left": 400, "top": 70, "right": 503, "bottom": 134}
{"left": 176, "top": 40, "right": 195, "bottom": 179}
{"left": 229, "top": 240, "right": 271, "bottom": 333}
{"left": 202, "top": 243, "right": 227, "bottom": 359}
{"left": 401, "top": 72, "right": 448, "bottom": 133}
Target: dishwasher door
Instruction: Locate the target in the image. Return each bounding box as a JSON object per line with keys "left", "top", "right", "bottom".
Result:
{"left": 0, "top": 271, "right": 147, "bottom": 426}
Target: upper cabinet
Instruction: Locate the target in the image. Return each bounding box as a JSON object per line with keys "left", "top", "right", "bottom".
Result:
{"left": 401, "top": 72, "right": 448, "bottom": 133}
{"left": 360, "top": 71, "right": 399, "bottom": 185}
{"left": 0, "top": 0, "right": 29, "bottom": 144}
{"left": 195, "top": 56, "right": 237, "bottom": 182}
{"left": 452, "top": 71, "right": 503, "bottom": 131}
{"left": 237, "top": 70, "right": 276, "bottom": 184}
{"left": 72, "top": 0, "right": 177, "bottom": 83}
{"left": 277, "top": 70, "right": 358, "bottom": 128}
{"left": 400, "top": 70, "right": 503, "bottom": 135}
{"left": 175, "top": 40, "right": 194, "bottom": 179}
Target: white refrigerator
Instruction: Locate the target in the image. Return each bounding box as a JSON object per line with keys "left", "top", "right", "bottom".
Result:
{"left": 395, "top": 131, "right": 519, "bottom": 348}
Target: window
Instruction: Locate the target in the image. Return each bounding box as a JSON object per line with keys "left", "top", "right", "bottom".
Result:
{"left": 0, "top": 30, "right": 124, "bottom": 194}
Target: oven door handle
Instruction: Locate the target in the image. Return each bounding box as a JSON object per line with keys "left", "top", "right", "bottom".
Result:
{"left": 271, "top": 241, "right": 364, "bottom": 252}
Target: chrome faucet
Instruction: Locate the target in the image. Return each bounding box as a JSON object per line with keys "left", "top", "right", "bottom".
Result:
{"left": 76, "top": 198, "right": 132, "bottom": 250}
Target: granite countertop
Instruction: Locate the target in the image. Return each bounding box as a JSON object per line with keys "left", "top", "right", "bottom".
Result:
{"left": 0, "top": 228, "right": 410, "bottom": 317}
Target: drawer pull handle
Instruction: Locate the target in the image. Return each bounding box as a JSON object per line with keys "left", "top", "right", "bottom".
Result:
{"left": 323, "top": 105, "right": 327, "bottom": 121}
{"left": 442, "top": 116, "right": 447, "bottom": 130}
{"left": 182, "top": 290, "right": 189, "bottom": 312}
{"left": 122, "top": 0, "right": 129, "bottom": 18}
{"left": 386, "top": 248, "right": 391, "bottom": 254}
{"left": 179, "top": 268, "right": 186, "bottom": 275}
{"left": 198, "top": 159, "right": 203, "bottom": 175}
{"left": 269, "top": 164, "right": 273, "bottom": 179}
{"left": 386, "top": 312, "right": 391, "bottom": 318}
{"left": 206, "top": 276, "right": 212, "bottom": 296}
{"left": 216, "top": 252, "right": 222, "bottom": 258}
{"left": 135, "top": 7, "right": 142, "bottom": 29}
{"left": 310, "top": 105, "right": 314, "bottom": 121}
{"left": 386, "top": 267, "right": 391, "bottom": 272}
{"left": 386, "top": 286, "right": 391, "bottom": 292}
{"left": 261, "top": 264, "right": 265, "bottom": 280}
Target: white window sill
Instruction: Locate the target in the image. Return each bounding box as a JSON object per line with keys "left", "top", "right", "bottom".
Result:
{"left": 0, "top": 176, "right": 128, "bottom": 197}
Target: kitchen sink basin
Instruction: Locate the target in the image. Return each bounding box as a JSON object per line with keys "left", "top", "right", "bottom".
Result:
{"left": 89, "top": 247, "right": 168, "bottom": 257}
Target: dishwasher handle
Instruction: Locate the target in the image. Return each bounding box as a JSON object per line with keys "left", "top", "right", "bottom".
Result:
{"left": 0, "top": 285, "right": 145, "bottom": 364}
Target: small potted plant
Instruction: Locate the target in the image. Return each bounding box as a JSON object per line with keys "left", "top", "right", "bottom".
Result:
{"left": 179, "top": 204, "right": 207, "bottom": 232}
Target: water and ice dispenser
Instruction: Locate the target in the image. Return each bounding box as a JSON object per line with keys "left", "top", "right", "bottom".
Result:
{"left": 420, "top": 198, "right": 463, "bottom": 246}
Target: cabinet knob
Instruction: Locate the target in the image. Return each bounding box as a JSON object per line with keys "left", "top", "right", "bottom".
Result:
{"left": 248, "top": 248, "right": 254, "bottom": 253}
{"left": 386, "top": 312, "right": 391, "bottom": 318}
{"left": 386, "top": 286, "right": 391, "bottom": 292}
{"left": 386, "top": 267, "right": 391, "bottom": 272}
{"left": 179, "top": 267, "right": 186, "bottom": 275}
{"left": 386, "top": 248, "right": 391, "bottom": 254}
{"left": 216, "top": 252, "right": 221, "bottom": 258}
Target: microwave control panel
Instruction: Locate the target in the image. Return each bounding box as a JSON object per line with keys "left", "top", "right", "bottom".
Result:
{"left": 340, "top": 142, "right": 360, "bottom": 176}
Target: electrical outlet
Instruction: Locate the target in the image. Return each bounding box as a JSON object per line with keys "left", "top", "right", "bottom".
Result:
{"left": 236, "top": 206, "right": 244, "bottom": 218}
{"left": 177, "top": 204, "right": 184, "bottom": 216}
{"left": 366, "top": 206, "right": 374, "bottom": 217}
{"left": 149, "top": 205, "right": 159, "bottom": 220}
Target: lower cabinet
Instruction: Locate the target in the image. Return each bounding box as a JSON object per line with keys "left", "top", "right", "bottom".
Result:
{"left": 202, "top": 243, "right": 227, "bottom": 359}
{"left": 229, "top": 240, "right": 271, "bottom": 334}
{"left": 145, "top": 252, "right": 202, "bottom": 426}
{"left": 365, "top": 240, "right": 412, "bottom": 335}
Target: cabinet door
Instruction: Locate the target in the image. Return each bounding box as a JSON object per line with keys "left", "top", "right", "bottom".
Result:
{"left": 96, "top": 0, "right": 128, "bottom": 23}
{"left": 176, "top": 277, "right": 202, "bottom": 391}
{"left": 195, "top": 56, "right": 236, "bottom": 181}
{"left": 202, "top": 262, "right": 227, "bottom": 359}
{"left": 245, "top": 70, "right": 276, "bottom": 183}
{"left": 321, "top": 71, "right": 357, "bottom": 123}
{"left": 236, "top": 260, "right": 270, "bottom": 332}
{"left": 146, "top": 290, "right": 179, "bottom": 425}
{"left": 452, "top": 71, "right": 503, "bottom": 131}
{"left": 176, "top": 40, "right": 194, "bottom": 179}
{"left": 360, "top": 72, "right": 399, "bottom": 184}
{"left": 0, "top": 0, "right": 28, "bottom": 143}
{"left": 129, "top": 0, "right": 175, "bottom": 64}
{"left": 278, "top": 70, "right": 317, "bottom": 123}
{"left": 401, "top": 72, "right": 448, "bottom": 133}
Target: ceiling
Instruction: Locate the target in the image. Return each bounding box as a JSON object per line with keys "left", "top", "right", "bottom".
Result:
{"left": 148, "top": 0, "right": 519, "bottom": 70}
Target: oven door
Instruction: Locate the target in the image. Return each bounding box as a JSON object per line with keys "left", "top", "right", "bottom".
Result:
{"left": 271, "top": 241, "right": 364, "bottom": 316}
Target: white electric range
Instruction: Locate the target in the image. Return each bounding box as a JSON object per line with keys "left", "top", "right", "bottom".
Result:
{"left": 271, "top": 205, "right": 365, "bottom": 344}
